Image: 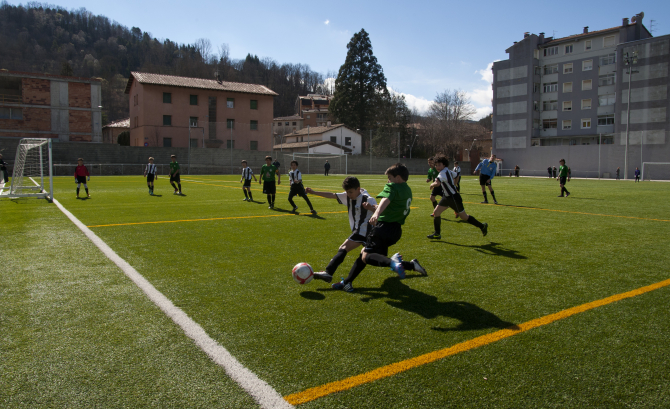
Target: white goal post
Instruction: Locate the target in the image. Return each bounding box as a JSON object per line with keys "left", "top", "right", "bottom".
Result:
{"left": 0, "top": 138, "right": 53, "bottom": 200}
{"left": 641, "top": 162, "right": 670, "bottom": 181}
{"left": 281, "top": 152, "right": 348, "bottom": 175}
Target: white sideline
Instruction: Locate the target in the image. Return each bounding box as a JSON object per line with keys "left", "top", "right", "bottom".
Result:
{"left": 52, "top": 198, "right": 293, "bottom": 409}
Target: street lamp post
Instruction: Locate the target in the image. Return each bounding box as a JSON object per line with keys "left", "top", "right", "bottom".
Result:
{"left": 623, "top": 51, "right": 638, "bottom": 180}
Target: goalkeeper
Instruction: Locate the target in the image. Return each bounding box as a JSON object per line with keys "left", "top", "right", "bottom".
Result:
{"left": 74, "top": 158, "right": 90, "bottom": 198}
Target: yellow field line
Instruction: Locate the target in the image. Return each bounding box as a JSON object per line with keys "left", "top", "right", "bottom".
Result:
{"left": 284, "top": 277, "right": 670, "bottom": 405}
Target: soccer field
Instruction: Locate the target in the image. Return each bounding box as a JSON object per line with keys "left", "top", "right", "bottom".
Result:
{"left": 2, "top": 174, "right": 669, "bottom": 408}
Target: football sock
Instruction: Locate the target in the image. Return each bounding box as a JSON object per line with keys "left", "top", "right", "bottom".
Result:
{"left": 244, "top": 189, "right": 249, "bottom": 199}
{"left": 491, "top": 191, "right": 497, "bottom": 202}
{"left": 364, "top": 253, "right": 392, "bottom": 268}
{"left": 325, "top": 249, "right": 348, "bottom": 275}
{"left": 171, "top": 182, "right": 177, "bottom": 190}
{"left": 267, "top": 194, "right": 272, "bottom": 204}
{"left": 271, "top": 194, "right": 276, "bottom": 206}
{"left": 303, "top": 195, "right": 314, "bottom": 210}
{"left": 76, "top": 187, "right": 80, "bottom": 195}
{"left": 401, "top": 260, "right": 415, "bottom": 270}
{"left": 248, "top": 191, "right": 253, "bottom": 200}
{"left": 431, "top": 200, "right": 437, "bottom": 209}
{"left": 483, "top": 191, "right": 488, "bottom": 201}
{"left": 288, "top": 195, "right": 296, "bottom": 209}
{"left": 343, "top": 254, "right": 366, "bottom": 285}
{"left": 85, "top": 188, "right": 89, "bottom": 194}
{"left": 434, "top": 217, "right": 441, "bottom": 235}
{"left": 177, "top": 183, "right": 182, "bottom": 192}
{"left": 467, "top": 215, "right": 484, "bottom": 229}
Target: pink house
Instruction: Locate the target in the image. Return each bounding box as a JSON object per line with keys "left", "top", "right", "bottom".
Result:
{"left": 125, "top": 72, "right": 277, "bottom": 150}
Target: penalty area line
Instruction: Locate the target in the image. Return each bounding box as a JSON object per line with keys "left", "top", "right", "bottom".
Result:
{"left": 52, "top": 198, "right": 293, "bottom": 409}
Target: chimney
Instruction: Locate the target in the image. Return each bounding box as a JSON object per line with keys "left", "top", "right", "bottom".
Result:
{"left": 539, "top": 32, "right": 545, "bottom": 44}
{"left": 583, "top": 26, "right": 589, "bottom": 34}
{"left": 327, "top": 121, "right": 331, "bottom": 127}
{"left": 623, "top": 18, "right": 629, "bottom": 26}
{"left": 524, "top": 32, "right": 530, "bottom": 38}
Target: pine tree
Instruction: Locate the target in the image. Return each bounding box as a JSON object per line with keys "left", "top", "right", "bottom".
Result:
{"left": 330, "top": 29, "right": 389, "bottom": 133}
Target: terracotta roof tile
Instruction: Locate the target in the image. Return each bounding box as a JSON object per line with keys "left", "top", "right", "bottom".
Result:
{"left": 272, "top": 140, "right": 352, "bottom": 152}
{"left": 544, "top": 23, "right": 633, "bottom": 45}
{"left": 125, "top": 72, "right": 278, "bottom": 96}
{"left": 273, "top": 115, "right": 303, "bottom": 121}
{"left": 285, "top": 124, "right": 348, "bottom": 136}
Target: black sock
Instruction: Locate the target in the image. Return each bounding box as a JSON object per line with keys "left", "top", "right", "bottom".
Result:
{"left": 365, "top": 253, "right": 392, "bottom": 268}
{"left": 288, "top": 195, "right": 296, "bottom": 208}
{"left": 177, "top": 183, "right": 182, "bottom": 192}
{"left": 272, "top": 194, "right": 276, "bottom": 205}
{"left": 171, "top": 182, "right": 177, "bottom": 190}
{"left": 267, "top": 194, "right": 272, "bottom": 204}
{"left": 303, "top": 195, "right": 314, "bottom": 210}
{"left": 564, "top": 187, "right": 569, "bottom": 194}
{"left": 490, "top": 191, "right": 497, "bottom": 201}
{"left": 244, "top": 189, "right": 249, "bottom": 198}
{"left": 401, "top": 261, "right": 415, "bottom": 270}
{"left": 325, "top": 249, "right": 347, "bottom": 275}
{"left": 343, "top": 255, "right": 366, "bottom": 285}
{"left": 77, "top": 187, "right": 80, "bottom": 195}
{"left": 248, "top": 191, "right": 253, "bottom": 200}
{"left": 483, "top": 191, "right": 488, "bottom": 201}
{"left": 434, "top": 217, "right": 441, "bottom": 235}
{"left": 85, "top": 188, "right": 89, "bottom": 194}
{"left": 431, "top": 200, "right": 437, "bottom": 209}
{"left": 467, "top": 215, "right": 484, "bottom": 229}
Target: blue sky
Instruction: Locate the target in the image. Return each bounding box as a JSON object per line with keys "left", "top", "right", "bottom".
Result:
{"left": 9, "top": 0, "right": 669, "bottom": 118}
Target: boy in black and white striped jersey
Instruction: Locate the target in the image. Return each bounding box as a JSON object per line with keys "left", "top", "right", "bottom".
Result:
{"left": 287, "top": 160, "right": 316, "bottom": 214}
{"left": 307, "top": 176, "right": 376, "bottom": 283}
{"left": 240, "top": 160, "right": 257, "bottom": 201}
{"left": 143, "top": 157, "right": 158, "bottom": 195}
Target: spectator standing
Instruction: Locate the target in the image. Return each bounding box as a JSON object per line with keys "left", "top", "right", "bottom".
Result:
{"left": 324, "top": 160, "right": 331, "bottom": 176}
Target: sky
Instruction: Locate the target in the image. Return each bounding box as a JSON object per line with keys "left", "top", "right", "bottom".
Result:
{"left": 8, "top": 0, "right": 669, "bottom": 119}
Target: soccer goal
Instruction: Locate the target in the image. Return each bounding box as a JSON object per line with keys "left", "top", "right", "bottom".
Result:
{"left": 641, "top": 162, "right": 670, "bottom": 181}
{"left": 0, "top": 138, "right": 53, "bottom": 200}
{"left": 282, "top": 152, "right": 348, "bottom": 175}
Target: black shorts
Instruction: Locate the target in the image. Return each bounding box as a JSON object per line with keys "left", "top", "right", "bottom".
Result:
{"left": 348, "top": 233, "right": 367, "bottom": 243}
{"left": 559, "top": 176, "right": 567, "bottom": 185}
{"left": 170, "top": 174, "right": 181, "bottom": 183}
{"left": 364, "top": 221, "right": 402, "bottom": 256}
{"left": 431, "top": 185, "right": 443, "bottom": 197}
{"left": 243, "top": 179, "right": 251, "bottom": 187}
{"left": 438, "top": 194, "right": 465, "bottom": 213}
{"left": 76, "top": 176, "right": 87, "bottom": 184}
{"left": 263, "top": 180, "right": 276, "bottom": 194}
{"left": 147, "top": 174, "right": 155, "bottom": 183}
{"left": 479, "top": 175, "right": 491, "bottom": 186}
{"left": 289, "top": 183, "right": 306, "bottom": 196}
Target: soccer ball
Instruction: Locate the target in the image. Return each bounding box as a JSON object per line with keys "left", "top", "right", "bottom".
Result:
{"left": 292, "top": 262, "right": 314, "bottom": 284}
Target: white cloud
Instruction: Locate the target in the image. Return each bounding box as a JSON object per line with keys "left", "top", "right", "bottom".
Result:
{"left": 388, "top": 88, "right": 432, "bottom": 114}
{"left": 324, "top": 19, "right": 329, "bottom": 25}
{"left": 465, "top": 61, "right": 498, "bottom": 119}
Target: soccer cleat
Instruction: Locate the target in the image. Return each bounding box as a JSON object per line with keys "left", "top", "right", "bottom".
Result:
{"left": 87, "top": 194, "right": 90, "bottom": 198}
{"left": 412, "top": 259, "right": 427, "bottom": 276}
{"left": 332, "top": 280, "right": 354, "bottom": 292}
{"left": 390, "top": 260, "right": 406, "bottom": 279}
{"left": 481, "top": 200, "right": 489, "bottom": 204}
{"left": 494, "top": 200, "right": 498, "bottom": 205}
{"left": 292, "top": 207, "right": 298, "bottom": 213}
{"left": 391, "top": 253, "right": 403, "bottom": 265}
{"left": 481, "top": 223, "right": 488, "bottom": 237}
{"left": 243, "top": 198, "right": 248, "bottom": 201}
{"left": 427, "top": 233, "right": 441, "bottom": 239}
{"left": 174, "top": 190, "right": 178, "bottom": 194}
{"left": 313, "top": 271, "right": 333, "bottom": 283}
{"left": 311, "top": 209, "right": 317, "bottom": 215}
{"left": 268, "top": 206, "right": 273, "bottom": 209}
{"left": 566, "top": 192, "right": 571, "bottom": 197}
{"left": 558, "top": 195, "right": 564, "bottom": 197}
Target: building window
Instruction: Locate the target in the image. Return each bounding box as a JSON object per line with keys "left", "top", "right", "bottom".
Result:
{"left": 534, "top": 66, "right": 541, "bottom": 75}
{"left": 190, "top": 95, "right": 198, "bottom": 105}
{"left": 250, "top": 100, "right": 258, "bottom": 110}
{"left": 570, "top": 139, "right": 577, "bottom": 146}
{"left": 581, "top": 118, "right": 591, "bottom": 129}
{"left": 542, "top": 100, "right": 558, "bottom": 111}
{"left": 134, "top": 116, "right": 138, "bottom": 128}
{"left": 533, "top": 83, "right": 540, "bottom": 93}
{"left": 163, "top": 93, "right": 171, "bottom": 103}
{"left": 544, "top": 64, "right": 559, "bottom": 75}
{"left": 562, "top": 120, "right": 572, "bottom": 130}
{"left": 163, "top": 137, "right": 172, "bottom": 147}
{"left": 598, "top": 94, "right": 615, "bottom": 106}
{"left": 163, "top": 115, "right": 172, "bottom": 126}
{"left": 189, "top": 117, "right": 198, "bottom": 127}
{"left": 565, "top": 44, "right": 573, "bottom": 54}
{"left": 330, "top": 136, "right": 337, "bottom": 143}
{"left": 563, "top": 82, "right": 573, "bottom": 93}
{"left": 227, "top": 140, "right": 235, "bottom": 149}
{"left": 603, "top": 36, "right": 615, "bottom": 47}
{"left": 227, "top": 98, "right": 234, "bottom": 108}
{"left": 598, "top": 114, "right": 615, "bottom": 125}
{"left": 563, "top": 63, "right": 573, "bottom": 74}
{"left": 134, "top": 95, "right": 138, "bottom": 106}
{"left": 599, "top": 73, "right": 616, "bottom": 86}
{"left": 292, "top": 122, "right": 297, "bottom": 125}
{"left": 585, "top": 40, "right": 592, "bottom": 50}
{"left": 227, "top": 119, "right": 234, "bottom": 129}
{"left": 563, "top": 101, "right": 572, "bottom": 111}
{"left": 582, "top": 99, "right": 592, "bottom": 109}
{"left": 345, "top": 136, "right": 351, "bottom": 146}
{"left": 533, "top": 101, "right": 539, "bottom": 111}
{"left": 542, "top": 119, "right": 557, "bottom": 129}
{"left": 250, "top": 141, "right": 258, "bottom": 150}
{"left": 600, "top": 53, "right": 616, "bottom": 66}
{"left": 544, "top": 46, "right": 559, "bottom": 56}
{"left": 534, "top": 49, "right": 539, "bottom": 59}
{"left": 190, "top": 138, "right": 198, "bottom": 148}
{"left": 582, "top": 79, "right": 592, "bottom": 91}
{"left": 0, "top": 107, "right": 22, "bottom": 119}
{"left": 543, "top": 82, "right": 558, "bottom": 93}
{"left": 582, "top": 60, "right": 593, "bottom": 71}
{"left": 250, "top": 120, "right": 258, "bottom": 130}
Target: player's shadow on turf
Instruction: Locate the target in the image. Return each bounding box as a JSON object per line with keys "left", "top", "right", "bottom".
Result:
{"left": 77, "top": 197, "right": 90, "bottom": 200}
{"left": 300, "top": 291, "right": 326, "bottom": 300}
{"left": 151, "top": 194, "right": 163, "bottom": 197}
{"left": 440, "top": 241, "right": 527, "bottom": 259}
{"left": 357, "top": 277, "right": 518, "bottom": 332}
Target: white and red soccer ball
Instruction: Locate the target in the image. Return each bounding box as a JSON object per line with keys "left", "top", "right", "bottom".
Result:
{"left": 292, "top": 262, "right": 314, "bottom": 284}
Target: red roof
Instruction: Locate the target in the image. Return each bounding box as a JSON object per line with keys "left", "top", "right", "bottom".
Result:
{"left": 125, "top": 72, "right": 278, "bottom": 96}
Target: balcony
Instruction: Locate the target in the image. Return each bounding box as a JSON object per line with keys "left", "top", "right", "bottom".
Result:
{"left": 0, "top": 94, "right": 21, "bottom": 103}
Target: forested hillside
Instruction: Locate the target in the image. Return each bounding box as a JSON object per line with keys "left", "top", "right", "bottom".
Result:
{"left": 0, "top": 2, "right": 331, "bottom": 123}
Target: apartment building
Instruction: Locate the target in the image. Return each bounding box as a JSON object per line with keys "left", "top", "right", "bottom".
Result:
{"left": 0, "top": 70, "right": 102, "bottom": 142}
{"left": 276, "top": 124, "right": 360, "bottom": 154}
{"left": 125, "top": 72, "right": 277, "bottom": 150}
{"left": 492, "top": 13, "right": 670, "bottom": 179}
{"left": 295, "top": 94, "right": 333, "bottom": 127}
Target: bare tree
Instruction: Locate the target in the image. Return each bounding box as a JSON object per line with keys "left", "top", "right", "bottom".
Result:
{"left": 424, "top": 89, "right": 477, "bottom": 160}
{"left": 194, "top": 38, "right": 212, "bottom": 63}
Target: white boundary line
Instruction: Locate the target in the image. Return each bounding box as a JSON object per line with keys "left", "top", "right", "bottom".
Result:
{"left": 51, "top": 196, "right": 293, "bottom": 409}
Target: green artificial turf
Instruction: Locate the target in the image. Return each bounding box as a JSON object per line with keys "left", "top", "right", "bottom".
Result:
{"left": 2, "top": 174, "right": 669, "bottom": 408}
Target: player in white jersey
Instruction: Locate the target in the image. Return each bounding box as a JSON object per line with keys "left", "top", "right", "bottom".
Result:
{"left": 240, "top": 160, "right": 257, "bottom": 201}
{"left": 306, "top": 176, "right": 377, "bottom": 282}
{"left": 287, "top": 160, "right": 316, "bottom": 214}
{"left": 427, "top": 154, "right": 488, "bottom": 239}
{"left": 143, "top": 157, "right": 158, "bottom": 195}
{"left": 453, "top": 161, "right": 461, "bottom": 193}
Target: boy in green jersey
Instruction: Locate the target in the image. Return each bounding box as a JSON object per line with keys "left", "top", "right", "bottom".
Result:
{"left": 169, "top": 155, "right": 182, "bottom": 195}
{"left": 557, "top": 159, "right": 570, "bottom": 197}
{"left": 332, "top": 163, "right": 427, "bottom": 292}
{"left": 259, "top": 155, "right": 281, "bottom": 208}
{"left": 426, "top": 157, "right": 442, "bottom": 209}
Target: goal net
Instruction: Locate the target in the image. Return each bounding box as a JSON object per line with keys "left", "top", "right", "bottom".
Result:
{"left": 282, "top": 153, "right": 348, "bottom": 175}
{"left": 0, "top": 138, "right": 53, "bottom": 200}
{"left": 641, "top": 162, "right": 670, "bottom": 181}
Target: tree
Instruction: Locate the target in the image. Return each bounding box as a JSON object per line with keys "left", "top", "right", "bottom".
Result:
{"left": 421, "top": 89, "right": 476, "bottom": 160}
{"left": 117, "top": 131, "right": 130, "bottom": 146}
{"left": 329, "top": 29, "right": 389, "bottom": 133}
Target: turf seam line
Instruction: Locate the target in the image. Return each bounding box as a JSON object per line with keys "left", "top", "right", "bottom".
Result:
{"left": 284, "top": 277, "right": 670, "bottom": 405}
{"left": 52, "top": 198, "right": 294, "bottom": 409}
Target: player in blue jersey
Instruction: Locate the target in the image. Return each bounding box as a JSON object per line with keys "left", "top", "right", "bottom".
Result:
{"left": 474, "top": 154, "right": 498, "bottom": 204}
